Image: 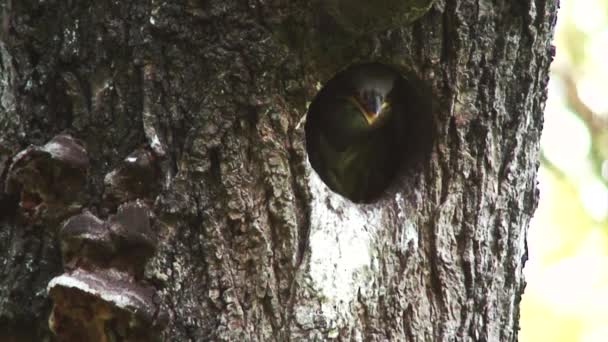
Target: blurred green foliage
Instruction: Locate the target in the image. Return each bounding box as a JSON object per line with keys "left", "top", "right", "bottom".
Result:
{"left": 520, "top": 0, "right": 608, "bottom": 341}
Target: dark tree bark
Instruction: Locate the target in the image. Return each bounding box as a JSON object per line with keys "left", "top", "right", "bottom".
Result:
{"left": 0, "top": 0, "right": 558, "bottom": 341}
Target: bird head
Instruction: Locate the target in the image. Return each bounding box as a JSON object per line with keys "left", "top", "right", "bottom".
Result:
{"left": 348, "top": 89, "right": 391, "bottom": 125}
{"left": 346, "top": 67, "right": 397, "bottom": 126}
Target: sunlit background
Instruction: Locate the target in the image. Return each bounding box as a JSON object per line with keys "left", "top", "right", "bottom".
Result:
{"left": 520, "top": 0, "right": 608, "bottom": 341}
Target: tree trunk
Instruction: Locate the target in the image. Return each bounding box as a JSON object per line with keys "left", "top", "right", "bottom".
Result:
{"left": 0, "top": 0, "right": 558, "bottom": 341}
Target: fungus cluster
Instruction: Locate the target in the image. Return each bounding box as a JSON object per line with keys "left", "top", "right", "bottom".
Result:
{"left": 2, "top": 134, "right": 167, "bottom": 339}
{"left": 4, "top": 134, "right": 89, "bottom": 223}
{"left": 48, "top": 201, "right": 167, "bottom": 341}
{"left": 103, "top": 147, "right": 160, "bottom": 207}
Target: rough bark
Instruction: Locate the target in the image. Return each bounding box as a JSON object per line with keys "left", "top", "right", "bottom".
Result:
{"left": 0, "top": 0, "right": 558, "bottom": 341}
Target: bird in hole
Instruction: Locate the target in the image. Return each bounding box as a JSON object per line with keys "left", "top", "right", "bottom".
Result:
{"left": 305, "top": 63, "right": 406, "bottom": 203}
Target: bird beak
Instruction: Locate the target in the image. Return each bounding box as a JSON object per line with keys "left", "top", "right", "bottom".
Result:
{"left": 362, "top": 110, "right": 378, "bottom": 125}
{"left": 366, "top": 101, "right": 390, "bottom": 125}
{"left": 349, "top": 97, "right": 389, "bottom": 125}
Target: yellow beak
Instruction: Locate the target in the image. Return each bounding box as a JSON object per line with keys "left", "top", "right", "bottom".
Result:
{"left": 348, "top": 97, "right": 389, "bottom": 125}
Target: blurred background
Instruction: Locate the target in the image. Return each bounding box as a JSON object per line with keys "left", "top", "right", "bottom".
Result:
{"left": 520, "top": 0, "right": 608, "bottom": 341}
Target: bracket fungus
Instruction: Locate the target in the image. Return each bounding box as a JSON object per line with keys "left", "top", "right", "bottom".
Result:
{"left": 106, "top": 201, "right": 158, "bottom": 275}
{"left": 48, "top": 269, "right": 166, "bottom": 342}
{"left": 49, "top": 201, "right": 166, "bottom": 341}
{"left": 4, "top": 134, "right": 89, "bottom": 223}
{"left": 103, "top": 148, "right": 160, "bottom": 207}
{"left": 60, "top": 210, "right": 115, "bottom": 269}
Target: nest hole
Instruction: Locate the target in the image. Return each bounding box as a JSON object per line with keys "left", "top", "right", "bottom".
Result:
{"left": 305, "top": 62, "right": 433, "bottom": 203}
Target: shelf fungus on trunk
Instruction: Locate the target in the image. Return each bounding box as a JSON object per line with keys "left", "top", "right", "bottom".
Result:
{"left": 305, "top": 63, "right": 433, "bottom": 203}
{"left": 4, "top": 134, "right": 89, "bottom": 224}
{"left": 103, "top": 147, "right": 161, "bottom": 209}
{"left": 48, "top": 201, "right": 167, "bottom": 342}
